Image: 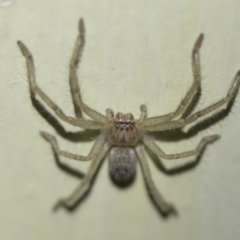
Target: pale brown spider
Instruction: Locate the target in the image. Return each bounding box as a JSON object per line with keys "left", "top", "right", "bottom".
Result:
{"left": 17, "top": 19, "right": 240, "bottom": 215}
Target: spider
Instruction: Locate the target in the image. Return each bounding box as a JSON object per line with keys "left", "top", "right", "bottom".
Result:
{"left": 17, "top": 19, "right": 240, "bottom": 215}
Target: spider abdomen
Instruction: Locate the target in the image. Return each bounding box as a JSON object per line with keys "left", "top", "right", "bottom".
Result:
{"left": 109, "top": 147, "right": 137, "bottom": 184}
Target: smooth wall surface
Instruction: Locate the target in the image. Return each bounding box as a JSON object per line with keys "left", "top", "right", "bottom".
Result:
{"left": 1, "top": 0, "right": 240, "bottom": 239}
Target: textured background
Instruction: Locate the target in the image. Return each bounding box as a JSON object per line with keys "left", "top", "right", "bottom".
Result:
{"left": 1, "top": 0, "right": 240, "bottom": 239}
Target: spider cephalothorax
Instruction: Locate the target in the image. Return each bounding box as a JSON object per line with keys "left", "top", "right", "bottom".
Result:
{"left": 106, "top": 112, "right": 143, "bottom": 146}
{"left": 18, "top": 18, "right": 240, "bottom": 215}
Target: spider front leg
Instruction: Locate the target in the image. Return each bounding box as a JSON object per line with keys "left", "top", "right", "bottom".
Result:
{"left": 69, "top": 18, "right": 106, "bottom": 123}
{"left": 143, "top": 135, "right": 219, "bottom": 161}
{"left": 135, "top": 145, "right": 176, "bottom": 215}
{"left": 53, "top": 142, "right": 110, "bottom": 210}
{"left": 143, "top": 33, "right": 204, "bottom": 127}
{"left": 146, "top": 70, "right": 240, "bottom": 132}
{"left": 17, "top": 41, "right": 103, "bottom": 130}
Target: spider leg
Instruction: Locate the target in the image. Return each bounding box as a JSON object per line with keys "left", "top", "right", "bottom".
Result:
{"left": 17, "top": 41, "right": 103, "bottom": 130}
{"left": 137, "top": 104, "right": 147, "bottom": 124}
{"left": 143, "top": 135, "right": 219, "bottom": 160}
{"left": 135, "top": 145, "right": 176, "bottom": 215}
{"left": 53, "top": 141, "right": 110, "bottom": 210}
{"left": 143, "top": 34, "right": 204, "bottom": 127}
{"left": 145, "top": 70, "right": 240, "bottom": 132}
{"left": 41, "top": 132, "right": 106, "bottom": 162}
{"left": 106, "top": 108, "right": 114, "bottom": 121}
{"left": 69, "top": 18, "right": 106, "bottom": 123}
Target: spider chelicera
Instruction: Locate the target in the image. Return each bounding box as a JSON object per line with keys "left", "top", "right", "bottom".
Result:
{"left": 17, "top": 19, "right": 240, "bottom": 215}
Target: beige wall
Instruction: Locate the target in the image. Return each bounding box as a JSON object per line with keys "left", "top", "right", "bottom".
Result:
{"left": 1, "top": 0, "right": 240, "bottom": 239}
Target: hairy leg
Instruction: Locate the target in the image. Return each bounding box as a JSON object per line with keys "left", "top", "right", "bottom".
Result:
{"left": 143, "top": 135, "right": 219, "bottom": 160}
{"left": 106, "top": 108, "right": 114, "bottom": 121}
{"left": 146, "top": 70, "right": 240, "bottom": 131}
{"left": 54, "top": 141, "right": 110, "bottom": 210}
{"left": 17, "top": 40, "right": 103, "bottom": 130}
{"left": 137, "top": 104, "right": 147, "bottom": 124}
{"left": 69, "top": 19, "right": 106, "bottom": 123}
{"left": 41, "top": 132, "right": 106, "bottom": 161}
{"left": 143, "top": 34, "right": 204, "bottom": 127}
{"left": 135, "top": 145, "right": 176, "bottom": 215}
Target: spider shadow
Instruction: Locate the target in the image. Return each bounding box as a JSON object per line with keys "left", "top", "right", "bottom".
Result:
{"left": 31, "top": 95, "right": 99, "bottom": 142}
{"left": 52, "top": 156, "right": 106, "bottom": 213}
{"left": 143, "top": 142, "right": 204, "bottom": 218}
{"left": 30, "top": 95, "right": 108, "bottom": 212}
{"left": 53, "top": 152, "right": 85, "bottom": 180}
{"left": 143, "top": 90, "right": 237, "bottom": 217}
{"left": 148, "top": 91, "right": 236, "bottom": 175}
{"left": 30, "top": 95, "right": 99, "bottom": 178}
